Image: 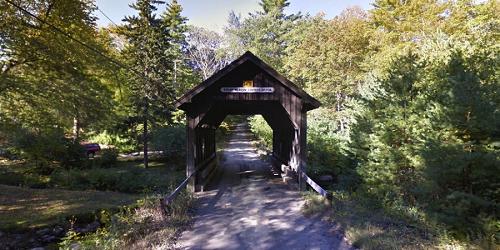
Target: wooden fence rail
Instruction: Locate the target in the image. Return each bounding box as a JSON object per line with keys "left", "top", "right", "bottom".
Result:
{"left": 161, "top": 153, "right": 331, "bottom": 212}
{"left": 161, "top": 153, "right": 216, "bottom": 208}
{"left": 300, "top": 171, "right": 332, "bottom": 200}
{"left": 269, "top": 154, "right": 332, "bottom": 200}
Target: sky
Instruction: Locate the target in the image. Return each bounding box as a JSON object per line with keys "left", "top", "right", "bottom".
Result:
{"left": 95, "top": 0, "right": 374, "bottom": 32}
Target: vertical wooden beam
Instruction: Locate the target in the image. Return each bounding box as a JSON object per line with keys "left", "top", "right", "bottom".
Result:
{"left": 186, "top": 116, "right": 196, "bottom": 192}
{"left": 298, "top": 111, "right": 307, "bottom": 190}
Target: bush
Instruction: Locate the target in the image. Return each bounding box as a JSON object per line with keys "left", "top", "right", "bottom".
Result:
{"left": 59, "top": 194, "right": 194, "bottom": 249}
{"left": 87, "top": 131, "right": 136, "bottom": 153}
{"left": 150, "top": 125, "right": 185, "bottom": 159}
{"left": 249, "top": 115, "right": 272, "bottom": 148}
{"left": 49, "top": 167, "right": 175, "bottom": 194}
{"left": 99, "top": 148, "right": 118, "bottom": 168}
{"left": 59, "top": 142, "right": 86, "bottom": 169}
{"left": 9, "top": 128, "right": 88, "bottom": 171}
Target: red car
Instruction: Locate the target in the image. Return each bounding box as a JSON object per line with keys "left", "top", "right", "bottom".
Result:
{"left": 82, "top": 143, "right": 101, "bottom": 157}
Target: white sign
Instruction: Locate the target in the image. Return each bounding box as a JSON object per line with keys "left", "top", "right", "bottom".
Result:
{"left": 221, "top": 87, "right": 274, "bottom": 93}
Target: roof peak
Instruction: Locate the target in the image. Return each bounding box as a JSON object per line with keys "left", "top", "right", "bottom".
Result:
{"left": 175, "top": 51, "right": 320, "bottom": 111}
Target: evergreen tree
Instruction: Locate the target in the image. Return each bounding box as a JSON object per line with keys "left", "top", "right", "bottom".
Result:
{"left": 259, "top": 0, "right": 290, "bottom": 14}
{"left": 227, "top": 0, "right": 300, "bottom": 70}
{"left": 120, "top": 0, "right": 187, "bottom": 167}
{"left": 161, "top": 0, "right": 195, "bottom": 96}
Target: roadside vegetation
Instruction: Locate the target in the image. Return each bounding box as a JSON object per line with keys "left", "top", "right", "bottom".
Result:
{"left": 1, "top": 0, "right": 498, "bottom": 249}
{"left": 1, "top": 0, "right": 193, "bottom": 248}
{"left": 248, "top": 0, "right": 499, "bottom": 249}
{"left": 0, "top": 184, "right": 139, "bottom": 231}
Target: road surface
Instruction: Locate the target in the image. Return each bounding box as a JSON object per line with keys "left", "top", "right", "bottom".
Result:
{"left": 175, "top": 123, "right": 353, "bottom": 250}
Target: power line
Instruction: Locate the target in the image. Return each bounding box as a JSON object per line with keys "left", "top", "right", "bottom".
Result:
{"left": 96, "top": 6, "right": 120, "bottom": 27}
{"left": 5, "top": 0, "right": 127, "bottom": 71}
{"left": 4, "top": 0, "right": 174, "bottom": 98}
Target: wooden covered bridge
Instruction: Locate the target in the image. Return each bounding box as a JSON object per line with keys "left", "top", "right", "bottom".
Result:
{"left": 174, "top": 51, "right": 320, "bottom": 193}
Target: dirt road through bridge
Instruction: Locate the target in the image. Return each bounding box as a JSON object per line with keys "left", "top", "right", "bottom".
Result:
{"left": 175, "top": 123, "right": 353, "bottom": 250}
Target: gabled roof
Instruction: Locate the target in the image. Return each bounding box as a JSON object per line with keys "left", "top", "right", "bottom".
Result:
{"left": 175, "top": 51, "right": 321, "bottom": 111}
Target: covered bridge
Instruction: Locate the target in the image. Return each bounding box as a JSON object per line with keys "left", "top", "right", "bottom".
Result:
{"left": 175, "top": 51, "right": 320, "bottom": 192}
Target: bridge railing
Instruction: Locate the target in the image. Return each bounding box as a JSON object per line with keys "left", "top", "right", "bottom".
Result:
{"left": 161, "top": 153, "right": 216, "bottom": 209}
{"left": 162, "top": 152, "right": 331, "bottom": 211}
{"left": 269, "top": 154, "right": 332, "bottom": 200}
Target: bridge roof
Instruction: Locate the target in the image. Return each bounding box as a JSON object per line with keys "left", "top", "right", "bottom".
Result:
{"left": 175, "top": 51, "right": 321, "bottom": 111}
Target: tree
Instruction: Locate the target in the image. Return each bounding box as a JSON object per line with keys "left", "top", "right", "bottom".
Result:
{"left": 0, "top": 0, "right": 115, "bottom": 141}
{"left": 120, "top": 0, "right": 182, "bottom": 167}
{"left": 226, "top": 0, "right": 300, "bottom": 70}
{"left": 284, "top": 7, "right": 371, "bottom": 133}
{"left": 351, "top": 24, "right": 499, "bottom": 238}
{"left": 259, "top": 0, "right": 290, "bottom": 14}
{"left": 186, "top": 26, "right": 231, "bottom": 79}
{"left": 119, "top": 0, "right": 191, "bottom": 167}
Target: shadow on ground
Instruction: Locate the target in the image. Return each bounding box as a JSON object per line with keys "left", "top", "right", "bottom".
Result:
{"left": 176, "top": 123, "right": 352, "bottom": 250}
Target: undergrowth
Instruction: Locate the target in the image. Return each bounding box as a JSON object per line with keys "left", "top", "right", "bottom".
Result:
{"left": 59, "top": 192, "right": 194, "bottom": 250}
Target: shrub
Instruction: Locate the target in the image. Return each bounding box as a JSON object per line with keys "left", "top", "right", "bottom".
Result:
{"left": 59, "top": 142, "right": 86, "bottom": 169}
{"left": 150, "top": 125, "right": 185, "bottom": 159}
{"left": 49, "top": 167, "right": 177, "bottom": 194}
{"left": 87, "top": 131, "right": 136, "bottom": 153}
{"left": 249, "top": 115, "right": 272, "bottom": 148}
{"left": 99, "top": 148, "right": 118, "bottom": 168}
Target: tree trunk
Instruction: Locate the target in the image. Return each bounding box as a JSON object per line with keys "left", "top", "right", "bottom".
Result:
{"left": 143, "top": 98, "right": 149, "bottom": 168}
{"left": 73, "top": 116, "right": 80, "bottom": 142}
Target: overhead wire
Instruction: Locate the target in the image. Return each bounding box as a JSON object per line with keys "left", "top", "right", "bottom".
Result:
{"left": 96, "top": 6, "right": 120, "bottom": 27}
{"left": 4, "top": 0, "right": 174, "bottom": 99}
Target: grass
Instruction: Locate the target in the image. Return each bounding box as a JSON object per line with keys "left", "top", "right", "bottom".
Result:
{"left": 59, "top": 192, "right": 194, "bottom": 249}
{"left": 0, "top": 157, "right": 184, "bottom": 194}
{"left": 0, "top": 184, "right": 140, "bottom": 231}
{"left": 302, "top": 191, "right": 497, "bottom": 250}
{"left": 0, "top": 156, "right": 185, "bottom": 233}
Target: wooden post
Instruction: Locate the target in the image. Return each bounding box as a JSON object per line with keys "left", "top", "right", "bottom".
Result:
{"left": 186, "top": 116, "right": 196, "bottom": 192}
{"left": 298, "top": 111, "right": 307, "bottom": 190}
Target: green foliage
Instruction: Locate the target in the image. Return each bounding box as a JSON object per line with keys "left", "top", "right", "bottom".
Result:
{"left": 249, "top": 116, "right": 273, "bottom": 149}
{"left": 5, "top": 128, "right": 88, "bottom": 172}
{"left": 150, "top": 125, "right": 186, "bottom": 159}
{"left": 306, "top": 109, "right": 360, "bottom": 190}
{"left": 59, "top": 194, "right": 193, "bottom": 249}
{"left": 87, "top": 131, "right": 136, "bottom": 153}
{"left": 0, "top": 0, "right": 116, "bottom": 137}
{"left": 225, "top": 0, "right": 300, "bottom": 71}
{"left": 351, "top": 31, "right": 500, "bottom": 241}
{"left": 100, "top": 148, "right": 119, "bottom": 168}
{"left": 245, "top": 0, "right": 499, "bottom": 245}
{"left": 49, "top": 164, "right": 180, "bottom": 194}
{"left": 259, "top": 0, "right": 290, "bottom": 14}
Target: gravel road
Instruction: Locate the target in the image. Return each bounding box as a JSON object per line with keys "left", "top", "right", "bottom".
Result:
{"left": 175, "top": 123, "right": 353, "bottom": 250}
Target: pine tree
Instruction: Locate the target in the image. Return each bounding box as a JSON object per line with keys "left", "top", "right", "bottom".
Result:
{"left": 228, "top": 0, "right": 300, "bottom": 70}
{"left": 121, "top": 0, "right": 175, "bottom": 168}
{"left": 259, "top": 0, "right": 290, "bottom": 14}
{"left": 160, "top": 0, "right": 194, "bottom": 95}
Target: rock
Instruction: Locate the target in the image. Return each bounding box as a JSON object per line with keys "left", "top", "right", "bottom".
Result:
{"left": 35, "top": 228, "right": 50, "bottom": 235}
{"left": 86, "top": 221, "right": 101, "bottom": 232}
{"left": 319, "top": 175, "right": 334, "bottom": 182}
{"left": 0, "top": 231, "right": 3, "bottom": 237}
{"left": 41, "top": 235, "right": 57, "bottom": 242}
{"left": 75, "top": 221, "right": 100, "bottom": 234}
{"left": 30, "top": 247, "right": 45, "bottom": 250}
{"left": 53, "top": 226, "right": 64, "bottom": 236}
{"left": 69, "top": 243, "right": 81, "bottom": 250}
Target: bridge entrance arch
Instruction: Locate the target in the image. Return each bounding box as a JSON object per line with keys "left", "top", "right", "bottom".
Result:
{"left": 175, "top": 52, "right": 320, "bottom": 191}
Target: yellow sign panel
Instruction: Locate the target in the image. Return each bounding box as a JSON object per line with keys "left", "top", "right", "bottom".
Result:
{"left": 243, "top": 80, "right": 253, "bottom": 88}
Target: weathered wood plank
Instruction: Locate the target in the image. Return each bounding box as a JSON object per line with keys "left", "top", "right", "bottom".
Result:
{"left": 300, "top": 171, "right": 332, "bottom": 200}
